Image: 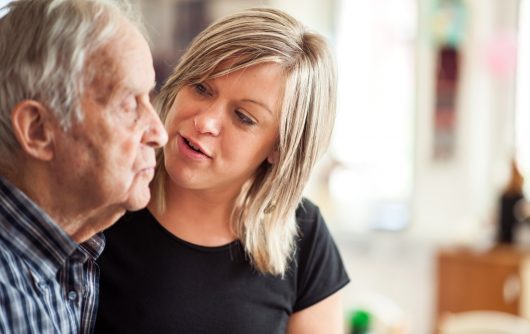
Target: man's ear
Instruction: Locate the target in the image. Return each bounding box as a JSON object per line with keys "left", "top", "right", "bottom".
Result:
{"left": 267, "top": 149, "right": 279, "bottom": 164}
{"left": 11, "top": 100, "right": 55, "bottom": 161}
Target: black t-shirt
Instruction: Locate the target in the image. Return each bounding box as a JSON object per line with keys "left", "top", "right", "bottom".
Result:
{"left": 94, "top": 199, "right": 349, "bottom": 334}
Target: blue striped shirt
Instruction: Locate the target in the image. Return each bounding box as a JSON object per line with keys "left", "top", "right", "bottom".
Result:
{"left": 0, "top": 177, "right": 105, "bottom": 334}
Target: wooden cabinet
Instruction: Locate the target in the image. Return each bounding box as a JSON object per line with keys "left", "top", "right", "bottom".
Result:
{"left": 436, "top": 246, "right": 530, "bottom": 328}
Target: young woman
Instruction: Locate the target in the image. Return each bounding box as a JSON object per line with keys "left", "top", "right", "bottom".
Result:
{"left": 95, "top": 8, "right": 349, "bottom": 334}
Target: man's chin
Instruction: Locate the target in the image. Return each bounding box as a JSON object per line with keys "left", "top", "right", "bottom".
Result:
{"left": 124, "top": 192, "right": 151, "bottom": 212}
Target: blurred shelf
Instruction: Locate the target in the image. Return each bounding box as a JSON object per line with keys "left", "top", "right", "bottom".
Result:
{"left": 435, "top": 245, "right": 530, "bottom": 333}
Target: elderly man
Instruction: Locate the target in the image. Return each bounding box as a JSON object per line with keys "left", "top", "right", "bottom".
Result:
{"left": 0, "top": 0, "right": 167, "bottom": 333}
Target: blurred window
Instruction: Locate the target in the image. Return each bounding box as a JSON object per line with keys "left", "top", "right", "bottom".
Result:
{"left": 516, "top": 0, "right": 530, "bottom": 195}
{"left": 327, "top": 0, "right": 417, "bottom": 232}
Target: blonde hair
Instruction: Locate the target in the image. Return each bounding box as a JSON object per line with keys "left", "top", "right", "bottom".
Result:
{"left": 154, "top": 8, "right": 336, "bottom": 276}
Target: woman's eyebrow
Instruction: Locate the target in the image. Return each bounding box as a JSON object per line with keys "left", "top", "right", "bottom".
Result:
{"left": 242, "top": 99, "right": 273, "bottom": 114}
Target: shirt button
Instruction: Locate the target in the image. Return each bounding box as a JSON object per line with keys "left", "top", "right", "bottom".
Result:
{"left": 68, "top": 291, "right": 77, "bottom": 301}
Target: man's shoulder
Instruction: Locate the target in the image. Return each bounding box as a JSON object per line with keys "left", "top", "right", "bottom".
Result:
{"left": 0, "top": 234, "right": 65, "bottom": 333}
{"left": 0, "top": 237, "right": 36, "bottom": 313}
{"left": 0, "top": 234, "right": 20, "bottom": 265}
{"left": 0, "top": 272, "right": 57, "bottom": 333}
{"left": 0, "top": 236, "right": 31, "bottom": 284}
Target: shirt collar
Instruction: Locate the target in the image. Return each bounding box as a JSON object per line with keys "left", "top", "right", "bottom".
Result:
{"left": 0, "top": 176, "right": 103, "bottom": 278}
{"left": 79, "top": 232, "right": 106, "bottom": 262}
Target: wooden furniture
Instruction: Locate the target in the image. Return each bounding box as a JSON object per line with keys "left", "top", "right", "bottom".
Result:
{"left": 435, "top": 246, "right": 530, "bottom": 331}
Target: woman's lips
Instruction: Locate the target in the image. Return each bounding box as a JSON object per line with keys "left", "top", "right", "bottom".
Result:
{"left": 178, "top": 135, "right": 212, "bottom": 160}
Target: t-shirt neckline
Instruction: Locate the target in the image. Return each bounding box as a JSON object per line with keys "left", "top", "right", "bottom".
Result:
{"left": 143, "top": 208, "right": 241, "bottom": 253}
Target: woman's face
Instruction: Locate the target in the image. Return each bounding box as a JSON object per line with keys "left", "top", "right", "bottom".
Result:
{"left": 163, "top": 62, "right": 284, "bottom": 195}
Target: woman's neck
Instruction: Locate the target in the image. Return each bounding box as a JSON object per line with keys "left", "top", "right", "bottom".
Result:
{"left": 148, "top": 184, "right": 239, "bottom": 247}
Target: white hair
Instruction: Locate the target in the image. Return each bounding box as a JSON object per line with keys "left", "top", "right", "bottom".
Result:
{"left": 0, "top": 0, "right": 144, "bottom": 163}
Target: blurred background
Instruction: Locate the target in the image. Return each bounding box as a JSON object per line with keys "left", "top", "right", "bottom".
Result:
{"left": 5, "top": 0, "right": 530, "bottom": 332}
{"left": 105, "top": 0, "right": 530, "bottom": 333}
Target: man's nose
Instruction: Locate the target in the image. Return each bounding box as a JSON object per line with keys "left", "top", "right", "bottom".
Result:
{"left": 142, "top": 101, "right": 168, "bottom": 148}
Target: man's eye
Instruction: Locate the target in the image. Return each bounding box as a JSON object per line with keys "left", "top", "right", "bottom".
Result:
{"left": 123, "top": 96, "right": 138, "bottom": 111}
{"left": 235, "top": 110, "right": 256, "bottom": 125}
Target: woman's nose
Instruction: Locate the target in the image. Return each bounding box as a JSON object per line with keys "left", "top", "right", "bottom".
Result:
{"left": 193, "top": 103, "right": 223, "bottom": 136}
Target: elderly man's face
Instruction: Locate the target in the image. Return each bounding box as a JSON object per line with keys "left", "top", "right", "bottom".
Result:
{"left": 53, "top": 21, "right": 167, "bottom": 216}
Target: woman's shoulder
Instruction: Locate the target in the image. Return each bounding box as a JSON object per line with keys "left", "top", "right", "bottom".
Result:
{"left": 295, "top": 198, "right": 327, "bottom": 239}
{"left": 293, "top": 197, "right": 337, "bottom": 257}
{"left": 292, "top": 198, "right": 350, "bottom": 312}
{"left": 295, "top": 197, "right": 320, "bottom": 221}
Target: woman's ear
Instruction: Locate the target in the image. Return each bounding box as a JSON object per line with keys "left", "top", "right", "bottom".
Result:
{"left": 11, "top": 100, "right": 56, "bottom": 161}
{"left": 267, "top": 149, "right": 279, "bottom": 164}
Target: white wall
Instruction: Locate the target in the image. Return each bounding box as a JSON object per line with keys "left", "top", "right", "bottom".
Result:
{"left": 266, "top": 0, "right": 521, "bottom": 246}
{"left": 269, "top": 0, "right": 336, "bottom": 38}
{"left": 411, "top": 0, "right": 519, "bottom": 244}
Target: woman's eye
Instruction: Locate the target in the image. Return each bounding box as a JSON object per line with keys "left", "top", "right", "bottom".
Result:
{"left": 235, "top": 110, "right": 256, "bottom": 125}
{"left": 193, "top": 83, "right": 210, "bottom": 96}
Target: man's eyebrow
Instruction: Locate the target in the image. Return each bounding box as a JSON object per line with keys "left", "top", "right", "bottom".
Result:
{"left": 123, "top": 81, "right": 157, "bottom": 94}
{"left": 242, "top": 99, "right": 273, "bottom": 114}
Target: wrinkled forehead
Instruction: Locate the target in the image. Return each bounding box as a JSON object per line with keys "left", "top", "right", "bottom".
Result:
{"left": 83, "top": 45, "right": 121, "bottom": 104}
{"left": 84, "top": 22, "right": 154, "bottom": 104}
